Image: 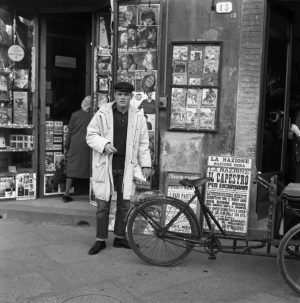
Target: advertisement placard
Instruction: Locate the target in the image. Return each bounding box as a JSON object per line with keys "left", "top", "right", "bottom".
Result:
{"left": 204, "top": 156, "right": 252, "bottom": 235}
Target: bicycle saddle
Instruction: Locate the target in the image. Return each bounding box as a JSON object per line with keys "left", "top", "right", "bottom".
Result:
{"left": 179, "top": 177, "right": 212, "bottom": 188}
{"left": 281, "top": 183, "right": 300, "bottom": 201}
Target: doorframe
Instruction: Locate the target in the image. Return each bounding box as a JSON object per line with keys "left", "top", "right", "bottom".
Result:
{"left": 257, "top": 1, "right": 293, "bottom": 176}
{"left": 38, "top": 12, "right": 95, "bottom": 197}
{"left": 39, "top": 16, "right": 47, "bottom": 197}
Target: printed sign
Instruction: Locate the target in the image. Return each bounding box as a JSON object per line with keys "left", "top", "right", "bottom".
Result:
{"left": 16, "top": 173, "right": 36, "bottom": 200}
{"left": 8, "top": 45, "right": 24, "bottom": 62}
{"left": 166, "top": 172, "right": 202, "bottom": 232}
{"left": 216, "top": 2, "right": 233, "bottom": 14}
{"left": 204, "top": 156, "right": 252, "bottom": 235}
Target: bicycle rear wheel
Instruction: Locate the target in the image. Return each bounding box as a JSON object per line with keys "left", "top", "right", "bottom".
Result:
{"left": 127, "top": 198, "right": 199, "bottom": 266}
{"left": 277, "top": 223, "right": 300, "bottom": 294}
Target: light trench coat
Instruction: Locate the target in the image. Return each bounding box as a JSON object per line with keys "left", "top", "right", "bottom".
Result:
{"left": 86, "top": 102, "right": 151, "bottom": 201}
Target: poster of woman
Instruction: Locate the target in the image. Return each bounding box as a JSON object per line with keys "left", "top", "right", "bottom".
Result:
{"left": 119, "top": 5, "right": 137, "bottom": 26}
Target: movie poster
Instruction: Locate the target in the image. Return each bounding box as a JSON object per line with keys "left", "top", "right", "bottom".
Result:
{"left": 171, "top": 88, "right": 187, "bottom": 111}
{"left": 137, "top": 50, "right": 157, "bottom": 70}
{"left": 44, "top": 174, "right": 61, "bottom": 195}
{"left": 173, "top": 46, "right": 188, "bottom": 61}
{"left": 135, "top": 70, "right": 157, "bottom": 92}
{"left": 98, "top": 78, "right": 109, "bottom": 91}
{"left": 45, "top": 152, "right": 55, "bottom": 172}
{"left": 127, "top": 25, "right": 139, "bottom": 50}
{"left": 136, "top": 26, "right": 157, "bottom": 49}
{"left": 137, "top": 5, "right": 160, "bottom": 26}
{"left": 0, "top": 176, "right": 16, "bottom": 199}
{"left": 16, "top": 173, "right": 36, "bottom": 200}
{"left": 118, "top": 52, "right": 138, "bottom": 71}
{"left": 118, "top": 5, "right": 138, "bottom": 26}
{"left": 14, "top": 69, "right": 29, "bottom": 89}
{"left": 203, "top": 45, "right": 220, "bottom": 86}
{"left": 118, "top": 26, "right": 128, "bottom": 50}
{"left": 201, "top": 88, "right": 217, "bottom": 107}
{"left": 117, "top": 71, "right": 135, "bottom": 86}
{"left": 199, "top": 107, "right": 215, "bottom": 130}
{"left": 96, "top": 56, "right": 111, "bottom": 77}
{"left": 13, "top": 91, "right": 28, "bottom": 125}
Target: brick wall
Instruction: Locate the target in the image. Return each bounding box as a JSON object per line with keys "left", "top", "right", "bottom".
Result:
{"left": 235, "top": 0, "right": 266, "bottom": 162}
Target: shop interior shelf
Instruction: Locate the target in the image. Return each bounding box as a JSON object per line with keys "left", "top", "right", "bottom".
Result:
{"left": 0, "top": 148, "right": 34, "bottom": 152}
{"left": 0, "top": 124, "right": 34, "bottom": 129}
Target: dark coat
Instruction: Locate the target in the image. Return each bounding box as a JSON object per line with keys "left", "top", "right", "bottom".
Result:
{"left": 65, "top": 109, "right": 91, "bottom": 179}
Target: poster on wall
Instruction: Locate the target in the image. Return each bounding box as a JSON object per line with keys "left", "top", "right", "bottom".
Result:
{"left": 204, "top": 156, "right": 252, "bottom": 235}
{"left": 13, "top": 91, "right": 28, "bottom": 125}
{"left": 169, "top": 42, "right": 221, "bottom": 132}
{"left": 0, "top": 176, "right": 16, "bottom": 199}
{"left": 117, "top": 2, "right": 161, "bottom": 192}
{"left": 165, "top": 172, "right": 202, "bottom": 232}
{"left": 16, "top": 173, "right": 36, "bottom": 200}
{"left": 44, "top": 174, "right": 64, "bottom": 195}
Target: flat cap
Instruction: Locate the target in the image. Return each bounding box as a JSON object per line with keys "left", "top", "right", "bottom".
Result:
{"left": 114, "top": 82, "right": 135, "bottom": 92}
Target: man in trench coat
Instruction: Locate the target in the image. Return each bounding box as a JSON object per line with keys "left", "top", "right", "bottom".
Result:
{"left": 86, "top": 82, "right": 152, "bottom": 255}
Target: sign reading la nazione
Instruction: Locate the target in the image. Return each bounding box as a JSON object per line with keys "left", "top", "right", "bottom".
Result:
{"left": 204, "top": 156, "right": 252, "bottom": 235}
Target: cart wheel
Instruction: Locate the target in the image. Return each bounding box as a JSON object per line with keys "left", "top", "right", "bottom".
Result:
{"left": 277, "top": 223, "right": 300, "bottom": 294}
{"left": 127, "top": 197, "right": 199, "bottom": 266}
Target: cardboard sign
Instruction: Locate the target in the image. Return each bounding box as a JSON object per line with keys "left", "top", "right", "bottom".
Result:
{"left": 204, "top": 156, "right": 252, "bottom": 235}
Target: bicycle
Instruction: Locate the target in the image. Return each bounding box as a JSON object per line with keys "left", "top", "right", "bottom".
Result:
{"left": 126, "top": 174, "right": 300, "bottom": 294}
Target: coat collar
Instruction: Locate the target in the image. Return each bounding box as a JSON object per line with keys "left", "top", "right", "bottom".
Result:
{"left": 98, "top": 101, "right": 140, "bottom": 115}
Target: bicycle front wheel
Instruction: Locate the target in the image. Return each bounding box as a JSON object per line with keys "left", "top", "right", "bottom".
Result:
{"left": 277, "top": 223, "right": 300, "bottom": 294}
{"left": 127, "top": 198, "right": 199, "bottom": 266}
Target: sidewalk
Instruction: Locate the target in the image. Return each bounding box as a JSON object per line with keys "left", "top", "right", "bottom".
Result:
{"left": 0, "top": 195, "right": 96, "bottom": 227}
{"left": 0, "top": 196, "right": 299, "bottom": 302}
{"left": 0, "top": 218, "right": 298, "bottom": 303}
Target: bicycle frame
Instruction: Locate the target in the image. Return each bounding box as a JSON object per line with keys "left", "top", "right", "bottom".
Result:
{"left": 128, "top": 183, "right": 227, "bottom": 242}
{"left": 127, "top": 175, "right": 300, "bottom": 294}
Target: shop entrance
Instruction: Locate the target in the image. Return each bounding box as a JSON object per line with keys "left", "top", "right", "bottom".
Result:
{"left": 40, "top": 13, "right": 92, "bottom": 197}
{"left": 259, "top": 1, "right": 300, "bottom": 183}
{"left": 257, "top": 1, "right": 300, "bottom": 223}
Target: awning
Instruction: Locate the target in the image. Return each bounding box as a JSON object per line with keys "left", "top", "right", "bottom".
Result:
{"left": 0, "top": 0, "right": 110, "bottom": 13}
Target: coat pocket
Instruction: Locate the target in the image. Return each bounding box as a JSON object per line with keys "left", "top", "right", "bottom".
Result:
{"left": 93, "top": 161, "right": 106, "bottom": 182}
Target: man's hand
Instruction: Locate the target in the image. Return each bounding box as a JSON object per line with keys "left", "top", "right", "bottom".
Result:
{"left": 290, "top": 124, "right": 300, "bottom": 136}
{"left": 142, "top": 167, "right": 152, "bottom": 180}
{"left": 104, "top": 143, "right": 117, "bottom": 155}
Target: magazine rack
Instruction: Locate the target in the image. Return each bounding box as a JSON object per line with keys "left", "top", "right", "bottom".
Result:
{"left": 0, "top": 12, "right": 37, "bottom": 200}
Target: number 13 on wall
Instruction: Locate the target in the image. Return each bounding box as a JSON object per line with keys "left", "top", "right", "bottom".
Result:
{"left": 216, "top": 2, "right": 233, "bottom": 13}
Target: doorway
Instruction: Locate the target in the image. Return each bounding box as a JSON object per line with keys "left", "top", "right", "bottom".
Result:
{"left": 259, "top": 3, "right": 293, "bottom": 179}
{"left": 257, "top": 0, "right": 300, "bottom": 225}
{"left": 40, "top": 13, "right": 92, "bottom": 197}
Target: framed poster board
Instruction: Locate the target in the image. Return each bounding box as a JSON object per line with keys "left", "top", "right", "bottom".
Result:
{"left": 168, "top": 42, "right": 222, "bottom": 132}
{"left": 204, "top": 156, "right": 252, "bottom": 235}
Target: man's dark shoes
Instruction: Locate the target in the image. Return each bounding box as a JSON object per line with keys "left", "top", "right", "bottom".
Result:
{"left": 113, "top": 237, "right": 131, "bottom": 249}
{"left": 88, "top": 241, "right": 106, "bottom": 255}
{"left": 62, "top": 195, "right": 73, "bottom": 203}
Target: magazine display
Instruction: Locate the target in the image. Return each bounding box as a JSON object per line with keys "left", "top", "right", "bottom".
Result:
{"left": 0, "top": 176, "right": 16, "bottom": 199}
{"left": 16, "top": 173, "right": 36, "bottom": 200}
{"left": 117, "top": 3, "right": 161, "bottom": 191}
{"left": 169, "top": 42, "right": 221, "bottom": 131}
{"left": 13, "top": 91, "right": 28, "bottom": 125}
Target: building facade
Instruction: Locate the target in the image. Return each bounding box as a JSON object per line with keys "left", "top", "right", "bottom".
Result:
{"left": 0, "top": 0, "right": 299, "bottom": 238}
